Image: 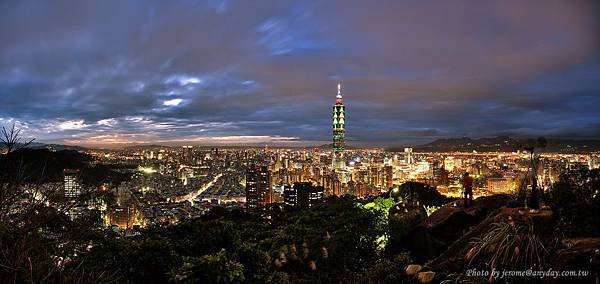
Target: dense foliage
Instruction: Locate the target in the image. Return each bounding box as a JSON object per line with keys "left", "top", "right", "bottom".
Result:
{"left": 0, "top": 149, "right": 87, "bottom": 183}
{"left": 0, "top": 149, "right": 131, "bottom": 186}
{"left": 70, "top": 196, "right": 412, "bottom": 283}
{"left": 466, "top": 219, "right": 547, "bottom": 270}
{"left": 546, "top": 167, "right": 600, "bottom": 237}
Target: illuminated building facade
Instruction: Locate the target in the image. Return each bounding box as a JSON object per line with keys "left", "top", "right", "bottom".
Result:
{"left": 444, "top": 156, "right": 456, "bottom": 172}
{"left": 332, "top": 83, "right": 345, "bottom": 170}
{"left": 63, "top": 169, "right": 81, "bottom": 198}
{"left": 404, "top": 147, "right": 413, "bottom": 164}
{"left": 283, "top": 182, "right": 324, "bottom": 208}
{"left": 182, "top": 145, "right": 193, "bottom": 164}
{"left": 322, "top": 171, "right": 342, "bottom": 196}
{"left": 487, "top": 177, "right": 515, "bottom": 193}
{"left": 245, "top": 164, "right": 272, "bottom": 209}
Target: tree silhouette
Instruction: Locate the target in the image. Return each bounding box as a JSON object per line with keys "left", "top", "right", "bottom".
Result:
{"left": 0, "top": 124, "right": 104, "bottom": 282}
{"left": 1, "top": 123, "right": 34, "bottom": 153}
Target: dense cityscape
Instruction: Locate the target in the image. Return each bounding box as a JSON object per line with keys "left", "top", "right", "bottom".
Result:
{"left": 1, "top": 1, "right": 600, "bottom": 283}
{"left": 63, "top": 132, "right": 600, "bottom": 232}
{"left": 1, "top": 84, "right": 599, "bottom": 283}
{"left": 18, "top": 84, "right": 595, "bottom": 233}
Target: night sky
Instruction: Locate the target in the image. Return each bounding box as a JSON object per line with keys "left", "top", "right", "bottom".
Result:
{"left": 1, "top": 1, "right": 599, "bottom": 147}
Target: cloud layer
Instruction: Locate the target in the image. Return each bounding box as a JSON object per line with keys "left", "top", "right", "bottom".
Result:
{"left": 1, "top": 0, "right": 599, "bottom": 147}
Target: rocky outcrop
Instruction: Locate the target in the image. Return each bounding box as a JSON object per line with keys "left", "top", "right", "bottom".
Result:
{"left": 551, "top": 238, "right": 600, "bottom": 271}
{"left": 405, "top": 264, "right": 423, "bottom": 276}
{"left": 406, "top": 194, "right": 513, "bottom": 262}
{"left": 425, "top": 206, "right": 554, "bottom": 273}
{"left": 416, "top": 271, "right": 436, "bottom": 283}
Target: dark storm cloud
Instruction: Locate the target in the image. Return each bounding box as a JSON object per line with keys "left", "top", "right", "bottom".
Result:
{"left": 1, "top": 0, "right": 599, "bottom": 147}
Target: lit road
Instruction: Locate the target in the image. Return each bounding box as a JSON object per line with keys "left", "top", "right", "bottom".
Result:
{"left": 175, "top": 173, "right": 222, "bottom": 204}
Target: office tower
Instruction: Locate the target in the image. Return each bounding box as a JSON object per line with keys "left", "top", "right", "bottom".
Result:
{"left": 283, "top": 184, "right": 295, "bottom": 206}
{"left": 332, "top": 83, "right": 346, "bottom": 170}
{"left": 284, "top": 182, "right": 324, "bottom": 208}
{"left": 384, "top": 165, "right": 393, "bottom": 189}
{"left": 444, "top": 156, "right": 456, "bottom": 172}
{"left": 589, "top": 156, "right": 600, "bottom": 169}
{"left": 404, "top": 147, "right": 413, "bottom": 164}
{"left": 245, "top": 165, "right": 272, "bottom": 209}
{"left": 182, "top": 145, "right": 193, "bottom": 164}
{"left": 322, "top": 171, "right": 342, "bottom": 196}
{"left": 332, "top": 175, "right": 342, "bottom": 196}
{"left": 64, "top": 169, "right": 81, "bottom": 198}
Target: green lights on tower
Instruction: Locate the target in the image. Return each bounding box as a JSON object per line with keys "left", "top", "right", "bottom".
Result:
{"left": 333, "top": 83, "right": 345, "bottom": 169}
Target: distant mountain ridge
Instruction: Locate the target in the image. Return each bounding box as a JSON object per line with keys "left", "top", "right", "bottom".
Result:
{"left": 395, "top": 136, "right": 600, "bottom": 153}
{"left": 28, "top": 142, "right": 89, "bottom": 151}
{"left": 5, "top": 138, "right": 599, "bottom": 153}
{"left": 0, "top": 142, "right": 89, "bottom": 152}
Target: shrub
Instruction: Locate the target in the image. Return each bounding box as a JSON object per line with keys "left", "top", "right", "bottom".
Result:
{"left": 466, "top": 218, "right": 547, "bottom": 270}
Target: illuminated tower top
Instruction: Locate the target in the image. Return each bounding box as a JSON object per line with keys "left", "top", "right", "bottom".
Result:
{"left": 333, "top": 83, "right": 345, "bottom": 137}
{"left": 332, "top": 83, "right": 345, "bottom": 170}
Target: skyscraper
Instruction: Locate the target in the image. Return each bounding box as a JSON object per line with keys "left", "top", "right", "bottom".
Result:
{"left": 332, "top": 83, "right": 345, "bottom": 170}
{"left": 63, "top": 169, "right": 81, "bottom": 198}
{"left": 182, "top": 145, "right": 193, "bottom": 164}
{"left": 404, "top": 147, "right": 413, "bottom": 164}
{"left": 245, "top": 164, "right": 272, "bottom": 209}
{"left": 284, "top": 182, "right": 324, "bottom": 208}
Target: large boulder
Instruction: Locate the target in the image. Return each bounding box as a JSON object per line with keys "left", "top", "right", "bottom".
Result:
{"left": 416, "top": 271, "right": 436, "bottom": 283}
{"left": 405, "top": 194, "right": 513, "bottom": 262}
{"left": 425, "top": 206, "right": 554, "bottom": 273}
{"left": 405, "top": 264, "right": 422, "bottom": 276}
{"left": 551, "top": 238, "right": 600, "bottom": 271}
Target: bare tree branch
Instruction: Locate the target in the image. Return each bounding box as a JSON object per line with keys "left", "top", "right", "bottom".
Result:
{"left": 1, "top": 123, "right": 35, "bottom": 153}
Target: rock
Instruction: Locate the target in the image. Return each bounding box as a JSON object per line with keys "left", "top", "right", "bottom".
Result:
{"left": 425, "top": 206, "right": 546, "bottom": 273}
{"left": 551, "top": 249, "right": 596, "bottom": 271}
{"left": 405, "top": 264, "right": 423, "bottom": 276}
{"left": 417, "top": 271, "right": 436, "bottom": 283}
{"left": 405, "top": 194, "right": 513, "bottom": 262}
{"left": 561, "top": 238, "right": 600, "bottom": 251}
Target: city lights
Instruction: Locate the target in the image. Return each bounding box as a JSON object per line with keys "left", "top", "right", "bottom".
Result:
{"left": 1, "top": 1, "right": 598, "bottom": 282}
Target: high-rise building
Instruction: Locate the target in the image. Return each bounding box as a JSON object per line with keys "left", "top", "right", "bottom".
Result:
{"left": 589, "top": 156, "right": 600, "bottom": 169}
{"left": 322, "top": 171, "right": 342, "bottom": 196}
{"left": 245, "top": 164, "right": 272, "bottom": 209}
{"left": 444, "top": 156, "right": 456, "bottom": 172}
{"left": 404, "top": 148, "right": 413, "bottom": 164}
{"left": 284, "top": 182, "right": 324, "bottom": 208}
{"left": 332, "top": 83, "right": 346, "bottom": 170}
{"left": 64, "top": 169, "right": 81, "bottom": 198}
{"left": 182, "top": 145, "right": 193, "bottom": 164}
{"left": 384, "top": 165, "right": 393, "bottom": 189}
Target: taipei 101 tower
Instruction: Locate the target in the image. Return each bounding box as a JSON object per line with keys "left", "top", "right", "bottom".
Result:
{"left": 332, "top": 83, "right": 345, "bottom": 170}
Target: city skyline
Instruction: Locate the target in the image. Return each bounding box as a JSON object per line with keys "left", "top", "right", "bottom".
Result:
{"left": 2, "top": 2, "right": 599, "bottom": 282}
{"left": 2, "top": 1, "right": 600, "bottom": 148}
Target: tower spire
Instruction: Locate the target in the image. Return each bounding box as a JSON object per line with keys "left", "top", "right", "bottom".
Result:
{"left": 332, "top": 83, "right": 345, "bottom": 171}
